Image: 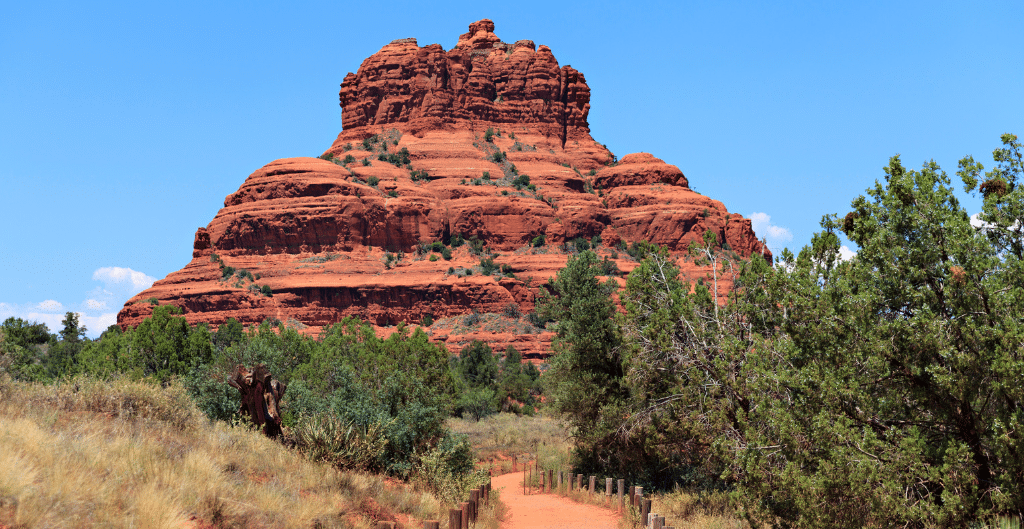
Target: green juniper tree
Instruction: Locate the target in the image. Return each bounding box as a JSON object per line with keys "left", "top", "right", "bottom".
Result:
{"left": 620, "top": 135, "right": 1024, "bottom": 527}
{"left": 538, "top": 249, "right": 629, "bottom": 475}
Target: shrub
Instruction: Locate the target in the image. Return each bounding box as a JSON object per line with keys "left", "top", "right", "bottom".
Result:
{"left": 429, "top": 255, "right": 438, "bottom": 262}
{"left": 490, "top": 151, "right": 505, "bottom": 163}
{"left": 484, "top": 128, "right": 495, "bottom": 143}
{"left": 260, "top": 285, "right": 273, "bottom": 297}
{"left": 482, "top": 171, "right": 490, "bottom": 181}
{"left": 587, "top": 169, "right": 596, "bottom": 176}
{"left": 361, "top": 158, "right": 371, "bottom": 166}
{"left": 531, "top": 234, "right": 546, "bottom": 247}
{"left": 479, "top": 257, "right": 496, "bottom": 276}
{"left": 500, "top": 264, "right": 513, "bottom": 275}
{"left": 450, "top": 233, "right": 465, "bottom": 248}
{"left": 431, "top": 241, "right": 445, "bottom": 253}
{"left": 573, "top": 238, "right": 591, "bottom": 253}
{"left": 468, "top": 238, "right": 485, "bottom": 256}
{"left": 441, "top": 247, "right": 452, "bottom": 260}
{"left": 502, "top": 302, "right": 522, "bottom": 320}
{"left": 512, "top": 174, "right": 530, "bottom": 188}
{"left": 463, "top": 313, "right": 481, "bottom": 326}
{"left": 367, "top": 176, "right": 380, "bottom": 188}
{"left": 343, "top": 154, "right": 356, "bottom": 164}
{"left": 221, "top": 266, "right": 236, "bottom": 279}
{"left": 292, "top": 413, "right": 389, "bottom": 472}
{"left": 410, "top": 169, "right": 431, "bottom": 182}
{"left": 387, "top": 190, "right": 398, "bottom": 198}
{"left": 421, "top": 314, "right": 434, "bottom": 327}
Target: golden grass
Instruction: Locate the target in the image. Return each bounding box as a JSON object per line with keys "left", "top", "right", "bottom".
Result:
{"left": 447, "top": 412, "right": 572, "bottom": 473}
{"left": 0, "top": 376, "right": 472, "bottom": 528}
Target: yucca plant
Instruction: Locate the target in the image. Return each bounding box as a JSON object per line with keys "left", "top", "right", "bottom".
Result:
{"left": 292, "top": 413, "right": 389, "bottom": 471}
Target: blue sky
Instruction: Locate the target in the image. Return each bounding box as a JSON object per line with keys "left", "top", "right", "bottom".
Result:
{"left": 2, "top": 1, "right": 1021, "bottom": 337}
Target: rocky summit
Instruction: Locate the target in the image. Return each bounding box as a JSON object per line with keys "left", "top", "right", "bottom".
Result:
{"left": 118, "top": 20, "right": 770, "bottom": 358}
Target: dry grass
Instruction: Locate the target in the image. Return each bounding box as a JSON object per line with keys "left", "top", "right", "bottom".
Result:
{"left": 448, "top": 413, "right": 571, "bottom": 473}
{"left": 0, "top": 376, "right": 462, "bottom": 528}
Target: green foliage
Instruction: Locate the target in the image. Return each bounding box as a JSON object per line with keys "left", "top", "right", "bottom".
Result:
{"left": 484, "top": 127, "right": 495, "bottom": 143}
{"left": 479, "top": 257, "right": 496, "bottom": 275}
{"left": 367, "top": 176, "right": 380, "bottom": 188}
{"left": 429, "top": 254, "right": 438, "bottom": 262}
{"left": 490, "top": 151, "right": 505, "bottom": 163}
{"left": 468, "top": 237, "right": 484, "bottom": 256}
{"left": 343, "top": 154, "right": 356, "bottom": 164}
{"left": 221, "top": 266, "right": 235, "bottom": 279}
{"left": 537, "top": 250, "right": 626, "bottom": 476}
{"left": 361, "top": 158, "right": 371, "bottom": 166}
{"left": 410, "top": 169, "right": 431, "bottom": 182}
{"left": 512, "top": 174, "right": 530, "bottom": 189}
{"left": 260, "top": 284, "right": 272, "bottom": 297}
{"left": 531, "top": 234, "right": 546, "bottom": 247}
{"left": 441, "top": 247, "right": 453, "bottom": 261}
{"left": 613, "top": 135, "right": 1024, "bottom": 526}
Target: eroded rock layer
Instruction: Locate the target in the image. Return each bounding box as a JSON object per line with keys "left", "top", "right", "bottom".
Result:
{"left": 118, "top": 20, "right": 770, "bottom": 358}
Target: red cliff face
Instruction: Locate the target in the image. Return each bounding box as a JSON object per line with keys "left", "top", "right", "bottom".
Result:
{"left": 118, "top": 20, "right": 770, "bottom": 358}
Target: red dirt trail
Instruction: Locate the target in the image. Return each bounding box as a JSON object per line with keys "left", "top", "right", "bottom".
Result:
{"left": 492, "top": 472, "right": 620, "bottom": 529}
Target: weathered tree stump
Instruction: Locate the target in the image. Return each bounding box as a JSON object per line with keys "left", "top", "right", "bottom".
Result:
{"left": 227, "top": 364, "right": 287, "bottom": 438}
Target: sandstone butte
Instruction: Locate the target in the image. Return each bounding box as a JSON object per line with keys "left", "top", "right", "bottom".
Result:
{"left": 118, "top": 20, "right": 771, "bottom": 360}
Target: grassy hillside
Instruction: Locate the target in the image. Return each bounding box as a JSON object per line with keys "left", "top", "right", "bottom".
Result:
{"left": 0, "top": 376, "right": 497, "bottom": 529}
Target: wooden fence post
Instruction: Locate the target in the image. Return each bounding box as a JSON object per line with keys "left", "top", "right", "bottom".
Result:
{"left": 460, "top": 502, "right": 470, "bottom": 529}
{"left": 424, "top": 521, "right": 440, "bottom": 529}
{"left": 617, "top": 479, "right": 625, "bottom": 511}
{"left": 558, "top": 470, "right": 563, "bottom": 493}
{"left": 576, "top": 473, "right": 583, "bottom": 491}
{"left": 605, "top": 477, "right": 612, "bottom": 504}
{"left": 449, "top": 509, "right": 461, "bottom": 529}
{"left": 547, "top": 470, "right": 553, "bottom": 493}
{"left": 588, "top": 475, "right": 596, "bottom": 494}
{"left": 470, "top": 489, "right": 479, "bottom": 523}
{"left": 641, "top": 499, "right": 651, "bottom": 528}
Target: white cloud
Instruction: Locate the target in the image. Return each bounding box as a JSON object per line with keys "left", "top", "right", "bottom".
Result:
{"left": 36, "top": 300, "right": 63, "bottom": 312}
{"left": 750, "top": 212, "right": 793, "bottom": 250}
{"left": 93, "top": 267, "right": 156, "bottom": 294}
{"left": 2, "top": 266, "right": 155, "bottom": 339}
{"left": 85, "top": 299, "right": 108, "bottom": 310}
{"left": 838, "top": 245, "right": 857, "bottom": 261}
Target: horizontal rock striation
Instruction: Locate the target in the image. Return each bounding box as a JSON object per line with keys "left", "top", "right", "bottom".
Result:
{"left": 119, "top": 20, "right": 770, "bottom": 358}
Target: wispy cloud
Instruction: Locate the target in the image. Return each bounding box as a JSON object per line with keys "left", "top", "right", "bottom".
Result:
{"left": 838, "top": 245, "right": 856, "bottom": 261}
{"left": 750, "top": 212, "right": 793, "bottom": 251}
{"left": 36, "top": 299, "right": 63, "bottom": 312}
{"left": 1, "top": 266, "right": 155, "bottom": 338}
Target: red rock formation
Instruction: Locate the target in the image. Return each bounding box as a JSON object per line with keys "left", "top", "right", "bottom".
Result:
{"left": 118, "top": 20, "right": 770, "bottom": 359}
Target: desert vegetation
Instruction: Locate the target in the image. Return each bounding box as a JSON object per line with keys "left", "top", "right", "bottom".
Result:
{"left": 533, "top": 134, "right": 1024, "bottom": 528}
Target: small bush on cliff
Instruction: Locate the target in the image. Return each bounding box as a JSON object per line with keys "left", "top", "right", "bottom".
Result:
{"left": 361, "top": 158, "right": 371, "bottom": 166}
{"left": 441, "top": 247, "right": 452, "bottom": 260}
{"left": 260, "top": 285, "right": 273, "bottom": 297}
{"left": 479, "top": 257, "right": 496, "bottom": 276}
{"left": 367, "top": 176, "right": 380, "bottom": 188}
{"left": 484, "top": 128, "right": 495, "bottom": 143}
{"left": 221, "top": 266, "right": 235, "bottom": 279}
{"left": 490, "top": 151, "right": 505, "bottom": 163}
{"left": 429, "top": 255, "right": 438, "bottom": 262}
{"left": 531, "top": 234, "right": 546, "bottom": 247}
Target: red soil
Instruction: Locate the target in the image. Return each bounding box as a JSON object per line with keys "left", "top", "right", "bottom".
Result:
{"left": 492, "top": 471, "right": 619, "bottom": 529}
